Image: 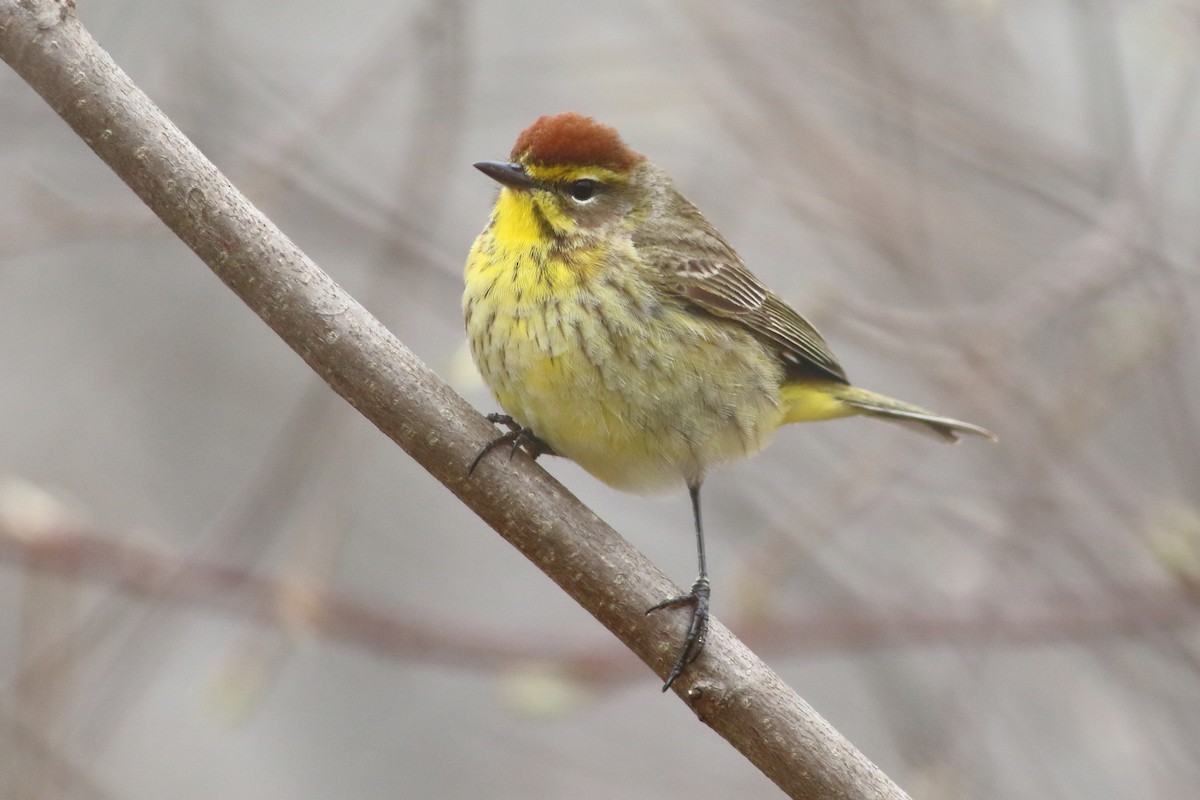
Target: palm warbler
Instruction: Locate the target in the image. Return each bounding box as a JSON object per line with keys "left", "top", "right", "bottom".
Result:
{"left": 465, "top": 112, "right": 993, "bottom": 690}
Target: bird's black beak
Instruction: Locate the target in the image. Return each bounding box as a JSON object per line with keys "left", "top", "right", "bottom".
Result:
{"left": 474, "top": 161, "right": 538, "bottom": 190}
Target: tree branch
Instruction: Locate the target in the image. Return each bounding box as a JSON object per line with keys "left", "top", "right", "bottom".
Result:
{"left": 0, "top": 2, "right": 909, "bottom": 797}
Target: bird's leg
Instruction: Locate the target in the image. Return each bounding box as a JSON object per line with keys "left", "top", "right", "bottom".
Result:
{"left": 646, "top": 481, "right": 710, "bottom": 691}
{"left": 468, "top": 413, "right": 557, "bottom": 476}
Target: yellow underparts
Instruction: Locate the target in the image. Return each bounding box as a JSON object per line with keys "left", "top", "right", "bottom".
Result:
{"left": 465, "top": 189, "right": 800, "bottom": 493}
{"left": 465, "top": 185, "right": 875, "bottom": 493}
{"left": 779, "top": 380, "right": 859, "bottom": 424}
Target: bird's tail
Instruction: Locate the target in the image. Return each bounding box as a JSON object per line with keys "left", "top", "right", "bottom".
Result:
{"left": 781, "top": 381, "right": 995, "bottom": 443}
{"left": 832, "top": 385, "right": 995, "bottom": 442}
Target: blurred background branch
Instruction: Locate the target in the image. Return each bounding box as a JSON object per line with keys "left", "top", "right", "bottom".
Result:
{"left": 2, "top": 513, "right": 1196, "bottom": 677}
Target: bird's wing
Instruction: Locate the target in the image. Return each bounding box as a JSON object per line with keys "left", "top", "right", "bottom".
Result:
{"left": 631, "top": 181, "right": 847, "bottom": 382}
{"left": 633, "top": 190, "right": 847, "bottom": 382}
{"left": 662, "top": 256, "right": 848, "bottom": 382}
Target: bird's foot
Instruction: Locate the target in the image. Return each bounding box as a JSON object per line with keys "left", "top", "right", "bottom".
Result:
{"left": 468, "top": 414, "right": 556, "bottom": 475}
{"left": 646, "top": 576, "right": 710, "bottom": 691}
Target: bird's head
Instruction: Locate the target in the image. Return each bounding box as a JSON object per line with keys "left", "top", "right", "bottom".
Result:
{"left": 475, "top": 113, "right": 651, "bottom": 240}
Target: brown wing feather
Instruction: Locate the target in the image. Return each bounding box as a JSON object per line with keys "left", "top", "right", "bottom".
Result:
{"left": 633, "top": 180, "right": 848, "bottom": 383}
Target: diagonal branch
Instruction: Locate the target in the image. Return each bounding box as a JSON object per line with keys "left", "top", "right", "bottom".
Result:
{"left": 0, "top": 2, "right": 908, "bottom": 797}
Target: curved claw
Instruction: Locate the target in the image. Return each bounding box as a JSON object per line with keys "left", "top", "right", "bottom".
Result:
{"left": 646, "top": 576, "right": 710, "bottom": 691}
{"left": 468, "top": 414, "right": 555, "bottom": 476}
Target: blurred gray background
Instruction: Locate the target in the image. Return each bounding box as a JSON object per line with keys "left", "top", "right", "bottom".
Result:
{"left": 3, "top": 0, "right": 1199, "bottom": 798}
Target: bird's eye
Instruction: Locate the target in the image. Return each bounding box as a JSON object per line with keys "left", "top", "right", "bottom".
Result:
{"left": 568, "top": 179, "right": 597, "bottom": 202}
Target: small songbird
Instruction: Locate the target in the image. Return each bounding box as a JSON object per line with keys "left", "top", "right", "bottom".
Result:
{"left": 464, "top": 112, "right": 993, "bottom": 690}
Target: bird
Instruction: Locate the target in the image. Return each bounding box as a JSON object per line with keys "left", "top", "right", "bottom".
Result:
{"left": 463, "top": 112, "right": 993, "bottom": 690}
